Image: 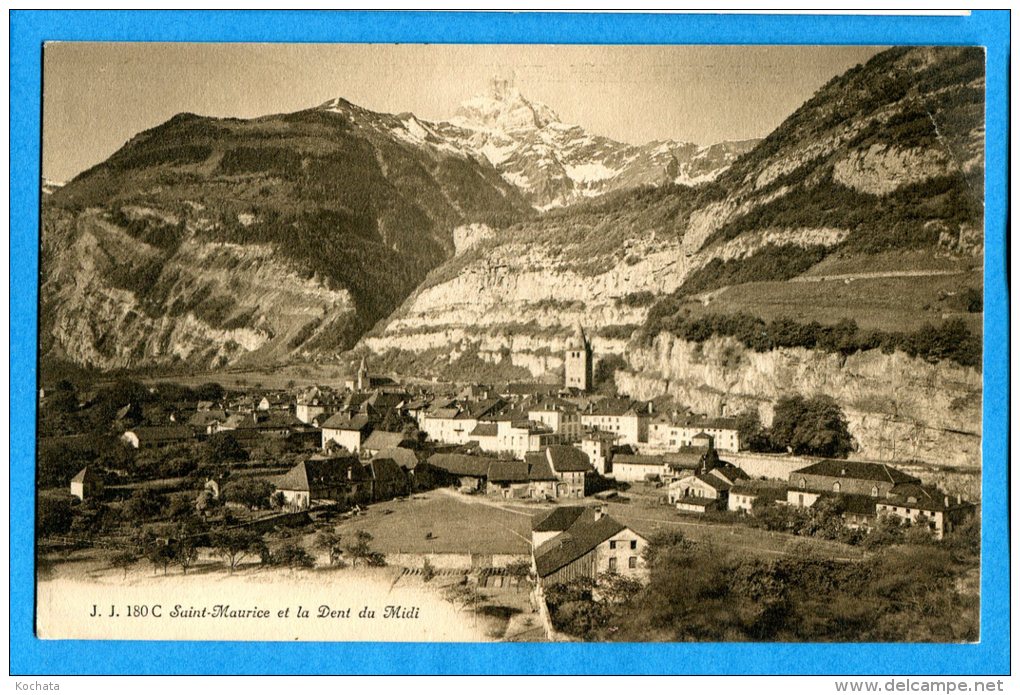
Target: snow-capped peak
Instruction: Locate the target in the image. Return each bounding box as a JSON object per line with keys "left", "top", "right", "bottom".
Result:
{"left": 452, "top": 77, "right": 560, "bottom": 133}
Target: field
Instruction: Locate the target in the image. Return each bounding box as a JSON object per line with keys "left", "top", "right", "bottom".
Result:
{"left": 331, "top": 486, "right": 867, "bottom": 562}
{"left": 688, "top": 268, "right": 982, "bottom": 336}
{"left": 336, "top": 490, "right": 534, "bottom": 555}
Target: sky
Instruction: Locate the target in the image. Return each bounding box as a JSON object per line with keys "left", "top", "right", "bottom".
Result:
{"left": 42, "top": 43, "right": 885, "bottom": 182}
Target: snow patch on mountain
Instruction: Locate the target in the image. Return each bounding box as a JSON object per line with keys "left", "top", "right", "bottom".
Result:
{"left": 317, "top": 82, "right": 757, "bottom": 210}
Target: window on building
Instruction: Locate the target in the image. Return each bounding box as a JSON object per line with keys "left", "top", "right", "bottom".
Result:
{"left": 872, "top": 486, "right": 879, "bottom": 497}
{"left": 609, "top": 540, "right": 616, "bottom": 549}
{"left": 799, "top": 478, "right": 806, "bottom": 489}
{"left": 630, "top": 540, "right": 637, "bottom": 550}
{"left": 832, "top": 482, "right": 841, "bottom": 493}
{"left": 608, "top": 557, "right": 617, "bottom": 572}
{"left": 628, "top": 557, "right": 637, "bottom": 569}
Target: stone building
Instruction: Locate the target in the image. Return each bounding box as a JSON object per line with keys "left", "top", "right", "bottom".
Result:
{"left": 564, "top": 323, "right": 593, "bottom": 392}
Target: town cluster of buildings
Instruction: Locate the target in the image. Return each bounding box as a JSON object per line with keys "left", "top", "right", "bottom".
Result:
{"left": 654, "top": 450, "right": 975, "bottom": 540}
{"left": 68, "top": 327, "right": 975, "bottom": 540}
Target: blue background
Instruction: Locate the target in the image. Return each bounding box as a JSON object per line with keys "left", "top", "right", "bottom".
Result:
{"left": 10, "top": 10, "right": 1010, "bottom": 675}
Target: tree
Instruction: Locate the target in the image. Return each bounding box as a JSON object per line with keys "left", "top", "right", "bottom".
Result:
{"left": 211, "top": 529, "right": 264, "bottom": 573}
{"left": 36, "top": 440, "right": 93, "bottom": 488}
{"left": 272, "top": 542, "right": 315, "bottom": 570}
{"left": 642, "top": 528, "right": 695, "bottom": 566}
{"left": 596, "top": 571, "right": 643, "bottom": 605}
{"left": 36, "top": 497, "right": 74, "bottom": 537}
{"left": 733, "top": 408, "right": 772, "bottom": 452}
{"left": 48, "top": 387, "right": 79, "bottom": 415}
{"left": 221, "top": 477, "right": 275, "bottom": 510}
{"left": 202, "top": 432, "right": 248, "bottom": 465}
{"left": 194, "top": 382, "right": 225, "bottom": 401}
{"left": 141, "top": 536, "right": 176, "bottom": 575}
{"left": 123, "top": 488, "right": 165, "bottom": 522}
{"left": 503, "top": 559, "right": 532, "bottom": 591}
{"left": 167, "top": 517, "right": 207, "bottom": 574}
{"left": 195, "top": 489, "right": 218, "bottom": 516}
{"left": 175, "top": 538, "right": 199, "bottom": 574}
{"left": 344, "top": 530, "right": 385, "bottom": 567}
{"left": 445, "top": 583, "right": 483, "bottom": 623}
{"left": 167, "top": 493, "right": 198, "bottom": 519}
{"left": 110, "top": 550, "right": 139, "bottom": 578}
{"left": 593, "top": 354, "right": 627, "bottom": 395}
{"left": 315, "top": 530, "right": 345, "bottom": 567}
{"left": 421, "top": 557, "right": 436, "bottom": 583}
{"left": 770, "top": 395, "right": 854, "bottom": 458}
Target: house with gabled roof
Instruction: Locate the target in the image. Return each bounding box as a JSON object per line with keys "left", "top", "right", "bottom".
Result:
{"left": 467, "top": 421, "right": 500, "bottom": 452}
{"left": 486, "top": 461, "right": 532, "bottom": 499}
{"left": 426, "top": 453, "right": 496, "bottom": 490}
{"left": 70, "top": 466, "right": 103, "bottom": 501}
{"left": 543, "top": 445, "right": 594, "bottom": 498}
{"left": 787, "top": 459, "right": 921, "bottom": 508}
{"left": 373, "top": 446, "right": 418, "bottom": 472}
{"left": 365, "top": 457, "right": 409, "bottom": 501}
{"left": 320, "top": 413, "right": 373, "bottom": 454}
{"left": 671, "top": 473, "right": 731, "bottom": 513}
{"left": 275, "top": 455, "right": 370, "bottom": 509}
{"left": 295, "top": 387, "right": 342, "bottom": 425}
{"left": 525, "top": 454, "right": 559, "bottom": 500}
{"left": 361, "top": 430, "right": 415, "bottom": 457}
{"left": 612, "top": 453, "right": 667, "bottom": 483}
{"left": 532, "top": 506, "right": 647, "bottom": 586}
{"left": 187, "top": 408, "right": 228, "bottom": 434}
{"left": 578, "top": 431, "right": 616, "bottom": 475}
{"left": 876, "top": 483, "right": 976, "bottom": 539}
{"left": 728, "top": 481, "right": 789, "bottom": 514}
{"left": 120, "top": 426, "right": 193, "bottom": 449}
{"left": 648, "top": 412, "right": 742, "bottom": 453}
{"left": 527, "top": 397, "right": 582, "bottom": 440}
{"left": 420, "top": 398, "right": 506, "bottom": 446}
{"left": 531, "top": 506, "right": 597, "bottom": 547}
{"left": 580, "top": 398, "right": 653, "bottom": 446}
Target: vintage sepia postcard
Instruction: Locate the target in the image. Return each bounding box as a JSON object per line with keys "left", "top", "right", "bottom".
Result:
{"left": 12, "top": 9, "right": 1009, "bottom": 677}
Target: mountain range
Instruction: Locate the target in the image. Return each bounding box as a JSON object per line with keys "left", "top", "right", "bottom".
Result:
{"left": 357, "top": 46, "right": 985, "bottom": 467}
{"left": 40, "top": 78, "right": 755, "bottom": 371}
{"left": 433, "top": 77, "right": 758, "bottom": 209}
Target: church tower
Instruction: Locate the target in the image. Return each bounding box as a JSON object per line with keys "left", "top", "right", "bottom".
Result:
{"left": 564, "top": 323, "right": 593, "bottom": 392}
{"left": 356, "top": 356, "right": 368, "bottom": 392}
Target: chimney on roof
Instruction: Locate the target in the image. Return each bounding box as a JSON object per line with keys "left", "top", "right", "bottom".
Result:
{"left": 594, "top": 505, "right": 606, "bottom": 521}
{"left": 348, "top": 466, "right": 353, "bottom": 480}
{"left": 647, "top": 402, "right": 654, "bottom": 415}
{"left": 957, "top": 494, "right": 963, "bottom": 504}
{"left": 944, "top": 495, "right": 950, "bottom": 507}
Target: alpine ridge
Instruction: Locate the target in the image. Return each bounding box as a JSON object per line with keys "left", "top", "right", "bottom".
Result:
{"left": 41, "top": 80, "right": 752, "bottom": 373}
{"left": 361, "top": 46, "right": 985, "bottom": 468}
{"left": 433, "top": 77, "right": 758, "bottom": 209}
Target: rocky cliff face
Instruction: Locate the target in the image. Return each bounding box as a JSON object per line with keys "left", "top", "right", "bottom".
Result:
{"left": 616, "top": 333, "right": 981, "bottom": 468}
{"left": 362, "top": 47, "right": 986, "bottom": 467}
